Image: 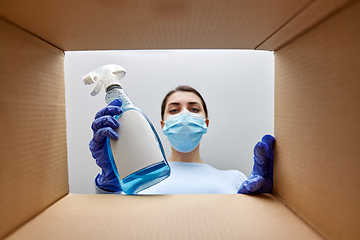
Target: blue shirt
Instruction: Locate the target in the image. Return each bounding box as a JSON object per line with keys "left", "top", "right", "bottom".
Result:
{"left": 96, "top": 161, "right": 247, "bottom": 194}
{"left": 139, "top": 161, "right": 247, "bottom": 194}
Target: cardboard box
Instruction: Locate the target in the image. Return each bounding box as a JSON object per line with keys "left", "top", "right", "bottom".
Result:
{"left": 0, "top": 0, "right": 359, "bottom": 239}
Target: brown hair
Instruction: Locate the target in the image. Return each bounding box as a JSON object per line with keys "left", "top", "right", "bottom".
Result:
{"left": 161, "top": 85, "right": 208, "bottom": 120}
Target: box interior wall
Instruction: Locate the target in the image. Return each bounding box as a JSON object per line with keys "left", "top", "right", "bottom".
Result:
{"left": 274, "top": 2, "right": 360, "bottom": 239}
{"left": 0, "top": 0, "right": 359, "bottom": 239}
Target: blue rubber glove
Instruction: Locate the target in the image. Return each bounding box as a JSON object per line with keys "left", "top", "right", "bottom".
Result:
{"left": 89, "top": 99, "right": 123, "bottom": 192}
{"left": 238, "top": 134, "right": 275, "bottom": 194}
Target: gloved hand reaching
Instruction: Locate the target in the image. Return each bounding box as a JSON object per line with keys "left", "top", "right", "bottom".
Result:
{"left": 238, "top": 135, "right": 275, "bottom": 194}
{"left": 89, "top": 99, "right": 123, "bottom": 192}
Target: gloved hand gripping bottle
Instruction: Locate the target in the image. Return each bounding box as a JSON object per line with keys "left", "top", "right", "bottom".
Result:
{"left": 83, "top": 64, "right": 170, "bottom": 194}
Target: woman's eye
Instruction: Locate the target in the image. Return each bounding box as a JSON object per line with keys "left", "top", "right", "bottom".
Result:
{"left": 190, "top": 108, "right": 199, "bottom": 113}
{"left": 169, "top": 109, "right": 179, "bottom": 114}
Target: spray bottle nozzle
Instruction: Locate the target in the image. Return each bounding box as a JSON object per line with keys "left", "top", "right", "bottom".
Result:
{"left": 83, "top": 64, "right": 126, "bottom": 96}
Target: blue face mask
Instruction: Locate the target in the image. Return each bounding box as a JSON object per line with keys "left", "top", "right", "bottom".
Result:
{"left": 162, "top": 109, "right": 207, "bottom": 153}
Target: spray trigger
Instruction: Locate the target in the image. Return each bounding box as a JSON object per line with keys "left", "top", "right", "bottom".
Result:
{"left": 82, "top": 64, "right": 126, "bottom": 96}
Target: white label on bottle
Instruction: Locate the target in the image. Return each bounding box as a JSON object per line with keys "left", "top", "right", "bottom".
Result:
{"left": 110, "top": 109, "right": 164, "bottom": 179}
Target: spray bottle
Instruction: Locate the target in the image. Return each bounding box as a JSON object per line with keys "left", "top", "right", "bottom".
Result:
{"left": 83, "top": 64, "right": 170, "bottom": 194}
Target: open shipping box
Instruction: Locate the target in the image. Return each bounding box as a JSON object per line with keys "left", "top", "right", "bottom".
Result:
{"left": 0, "top": 0, "right": 359, "bottom": 239}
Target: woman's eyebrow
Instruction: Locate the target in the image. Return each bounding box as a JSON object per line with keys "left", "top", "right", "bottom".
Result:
{"left": 167, "top": 102, "right": 201, "bottom": 107}
{"left": 188, "top": 102, "right": 201, "bottom": 106}
{"left": 167, "top": 102, "right": 180, "bottom": 107}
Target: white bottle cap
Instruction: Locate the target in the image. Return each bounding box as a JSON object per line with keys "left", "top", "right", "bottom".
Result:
{"left": 83, "top": 64, "right": 126, "bottom": 96}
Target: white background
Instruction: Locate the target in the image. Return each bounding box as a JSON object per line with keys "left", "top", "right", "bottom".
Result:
{"left": 65, "top": 50, "right": 274, "bottom": 194}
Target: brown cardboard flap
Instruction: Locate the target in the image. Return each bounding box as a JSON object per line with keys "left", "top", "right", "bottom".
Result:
{"left": 6, "top": 194, "right": 322, "bottom": 240}
{"left": 274, "top": 1, "right": 360, "bottom": 239}
{"left": 0, "top": 19, "right": 68, "bottom": 239}
{"left": 0, "top": 0, "right": 310, "bottom": 51}
{"left": 257, "top": 0, "right": 352, "bottom": 50}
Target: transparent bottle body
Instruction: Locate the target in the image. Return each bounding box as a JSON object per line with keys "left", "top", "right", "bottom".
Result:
{"left": 105, "top": 86, "right": 170, "bottom": 194}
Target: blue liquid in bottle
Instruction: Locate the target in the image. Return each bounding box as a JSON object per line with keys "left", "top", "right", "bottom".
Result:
{"left": 105, "top": 86, "right": 170, "bottom": 194}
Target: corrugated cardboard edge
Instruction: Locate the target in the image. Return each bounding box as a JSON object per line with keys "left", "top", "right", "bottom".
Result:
{"left": 257, "top": 0, "right": 353, "bottom": 51}
{"left": 6, "top": 193, "right": 322, "bottom": 240}
{"left": 0, "top": 18, "right": 69, "bottom": 239}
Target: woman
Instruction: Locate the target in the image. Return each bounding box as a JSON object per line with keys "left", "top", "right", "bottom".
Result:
{"left": 90, "top": 86, "right": 274, "bottom": 194}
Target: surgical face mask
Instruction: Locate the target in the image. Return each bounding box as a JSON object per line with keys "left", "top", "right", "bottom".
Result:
{"left": 162, "top": 109, "right": 207, "bottom": 153}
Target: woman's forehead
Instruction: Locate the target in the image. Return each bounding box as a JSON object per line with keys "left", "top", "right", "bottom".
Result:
{"left": 166, "top": 91, "right": 202, "bottom": 105}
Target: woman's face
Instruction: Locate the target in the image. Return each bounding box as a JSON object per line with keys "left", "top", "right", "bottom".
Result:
{"left": 161, "top": 91, "right": 209, "bottom": 128}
